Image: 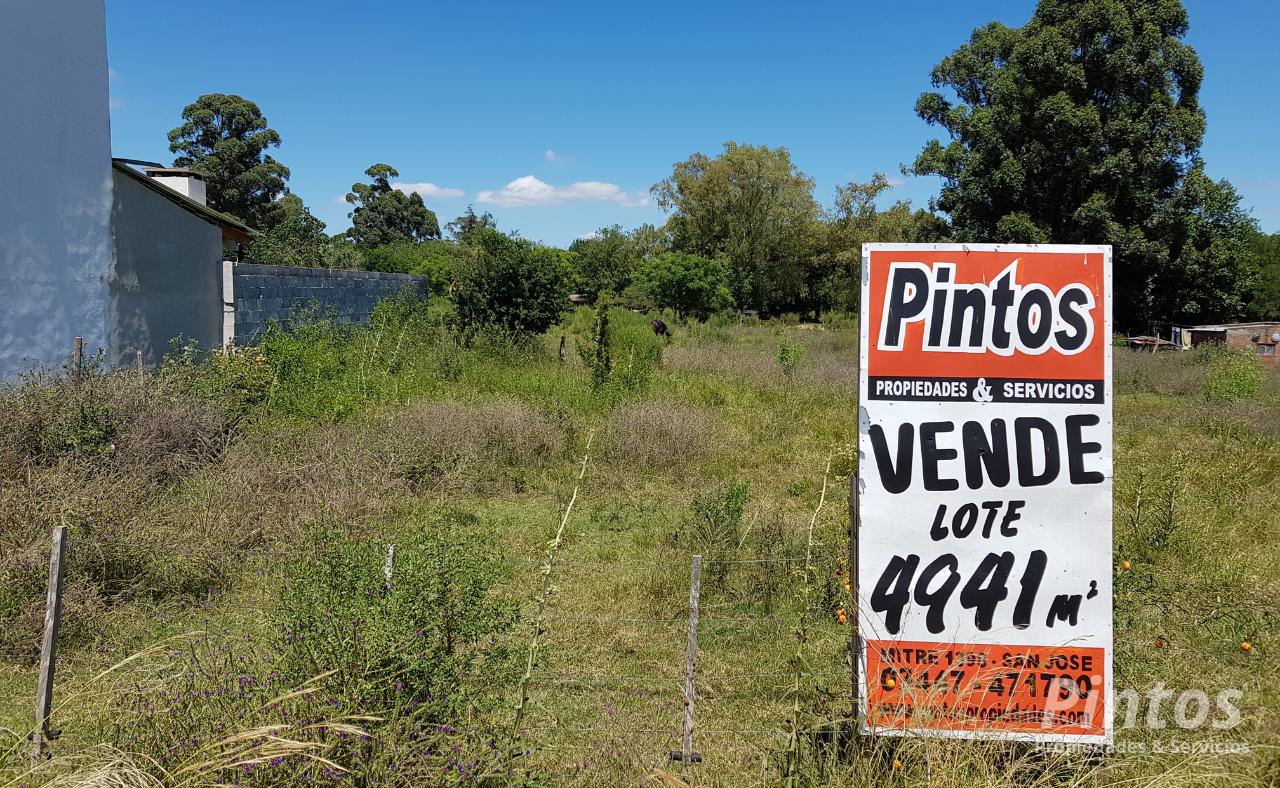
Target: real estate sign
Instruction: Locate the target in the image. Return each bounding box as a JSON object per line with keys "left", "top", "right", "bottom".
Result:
{"left": 857, "top": 243, "right": 1113, "bottom": 743}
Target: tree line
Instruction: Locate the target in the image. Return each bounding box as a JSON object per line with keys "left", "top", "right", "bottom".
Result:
{"left": 165, "top": 0, "right": 1279, "bottom": 334}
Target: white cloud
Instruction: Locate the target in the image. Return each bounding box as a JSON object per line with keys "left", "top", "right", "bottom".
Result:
{"left": 393, "top": 182, "right": 466, "bottom": 199}
{"left": 476, "top": 175, "right": 649, "bottom": 208}
{"left": 545, "top": 148, "right": 557, "bottom": 162}
{"left": 886, "top": 175, "right": 906, "bottom": 188}
{"left": 330, "top": 194, "right": 349, "bottom": 205}
{"left": 108, "top": 67, "right": 120, "bottom": 81}
{"left": 109, "top": 97, "right": 124, "bottom": 110}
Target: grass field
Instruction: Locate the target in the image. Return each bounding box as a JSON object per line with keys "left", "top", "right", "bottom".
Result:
{"left": 0, "top": 301, "right": 1277, "bottom": 786}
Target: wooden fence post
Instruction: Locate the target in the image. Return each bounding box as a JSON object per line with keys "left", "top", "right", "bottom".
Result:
{"left": 31, "top": 525, "right": 67, "bottom": 761}
{"left": 71, "top": 337, "right": 83, "bottom": 382}
{"left": 674, "top": 554, "right": 702, "bottom": 767}
{"left": 383, "top": 544, "right": 396, "bottom": 589}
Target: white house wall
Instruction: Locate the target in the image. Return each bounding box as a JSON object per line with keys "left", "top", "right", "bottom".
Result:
{"left": 0, "top": 0, "right": 113, "bottom": 379}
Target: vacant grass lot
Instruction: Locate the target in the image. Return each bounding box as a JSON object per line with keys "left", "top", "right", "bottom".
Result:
{"left": 0, "top": 303, "right": 1276, "bottom": 786}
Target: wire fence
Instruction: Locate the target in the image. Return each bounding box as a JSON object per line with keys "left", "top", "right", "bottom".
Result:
{"left": 4, "top": 523, "right": 859, "bottom": 774}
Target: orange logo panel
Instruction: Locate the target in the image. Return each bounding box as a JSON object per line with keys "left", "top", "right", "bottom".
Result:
{"left": 866, "top": 249, "right": 1106, "bottom": 381}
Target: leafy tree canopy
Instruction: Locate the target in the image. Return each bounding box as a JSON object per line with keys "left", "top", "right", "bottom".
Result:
{"left": 569, "top": 224, "right": 672, "bottom": 297}
{"left": 653, "top": 142, "right": 822, "bottom": 314}
{"left": 819, "top": 174, "right": 950, "bottom": 312}
{"left": 168, "top": 93, "right": 290, "bottom": 229}
{"left": 1247, "top": 232, "right": 1280, "bottom": 320}
{"left": 452, "top": 229, "right": 571, "bottom": 337}
{"left": 446, "top": 206, "right": 498, "bottom": 244}
{"left": 912, "top": 0, "right": 1256, "bottom": 329}
{"left": 635, "top": 251, "right": 735, "bottom": 321}
{"left": 345, "top": 164, "right": 441, "bottom": 248}
{"left": 569, "top": 225, "right": 635, "bottom": 295}
{"left": 364, "top": 239, "right": 471, "bottom": 289}
{"left": 242, "top": 195, "right": 363, "bottom": 269}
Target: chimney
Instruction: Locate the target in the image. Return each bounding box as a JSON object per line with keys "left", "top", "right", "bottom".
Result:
{"left": 144, "top": 167, "right": 207, "bottom": 205}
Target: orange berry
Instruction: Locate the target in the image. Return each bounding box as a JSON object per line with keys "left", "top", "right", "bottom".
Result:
{"left": 1241, "top": 641, "right": 1252, "bottom": 652}
{"left": 892, "top": 758, "right": 903, "bottom": 770}
{"left": 1121, "top": 560, "right": 1132, "bottom": 571}
{"left": 836, "top": 609, "right": 848, "bottom": 624}
{"left": 885, "top": 677, "right": 896, "bottom": 689}
{"left": 1154, "top": 638, "right": 1164, "bottom": 649}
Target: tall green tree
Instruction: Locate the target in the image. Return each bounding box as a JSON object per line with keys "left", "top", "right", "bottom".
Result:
{"left": 912, "top": 0, "right": 1256, "bottom": 329}
{"left": 446, "top": 206, "right": 498, "bottom": 244}
{"left": 820, "top": 174, "right": 949, "bottom": 312}
{"left": 345, "top": 164, "right": 441, "bottom": 248}
{"left": 653, "top": 142, "right": 822, "bottom": 314}
{"left": 627, "top": 223, "right": 670, "bottom": 262}
{"left": 569, "top": 225, "right": 636, "bottom": 295}
{"left": 242, "top": 194, "right": 329, "bottom": 266}
{"left": 1248, "top": 232, "right": 1280, "bottom": 320}
{"left": 242, "top": 195, "right": 364, "bottom": 269}
{"left": 168, "top": 94, "right": 290, "bottom": 229}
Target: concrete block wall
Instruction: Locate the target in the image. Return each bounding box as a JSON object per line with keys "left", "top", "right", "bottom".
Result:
{"left": 228, "top": 264, "right": 428, "bottom": 345}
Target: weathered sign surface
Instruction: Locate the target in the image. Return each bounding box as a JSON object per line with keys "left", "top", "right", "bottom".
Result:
{"left": 857, "top": 243, "right": 1112, "bottom": 743}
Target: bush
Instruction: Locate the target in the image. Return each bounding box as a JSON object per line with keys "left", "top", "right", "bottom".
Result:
{"left": 258, "top": 313, "right": 356, "bottom": 420}
{"left": 819, "top": 310, "right": 857, "bottom": 331}
{"left": 1204, "top": 351, "right": 1263, "bottom": 402}
{"left": 601, "top": 401, "right": 720, "bottom": 468}
{"left": 363, "top": 239, "right": 470, "bottom": 288}
{"left": 385, "top": 399, "right": 571, "bottom": 491}
{"left": 276, "top": 514, "right": 521, "bottom": 717}
{"left": 634, "top": 251, "right": 735, "bottom": 320}
{"left": 575, "top": 303, "right": 664, "bottom": 397}
{"left": 453, "top": 229, "right": 571, "bottom": 338}
{"left": 163, "top": 341, "right": 275, "bottom": 425}
{"left": 777, "top": 335, "right": 808, "bottom": 378}
{"left": 685, "top": 481, "right": 749, "bottom": 586}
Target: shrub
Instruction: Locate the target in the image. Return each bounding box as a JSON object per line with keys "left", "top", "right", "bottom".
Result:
{"left": 685, "top": 481, "right": 749, "bottom": 586}
{"left": 363, "top": 239, "right": 470, "bottom": 288}
{"left": 819, "top": 310, "right": 857, "bottom": 331}
{"left": 1204, "top": 351, "right": 1263, "bottom": 402}
{"left": 276, "top": 514, "right": 521, "bottom": 717}
{"left": 777, "top": 335, "right": 808, "bottom": 379}
{"left": 257, "top": 313, "right": 354, "bottom": 419}
{"left": 385, "top": 399, "right": 570, "bottom": 490}
{"left": 585, "top": 295, "right": 613, "bottom": 391}
{"left": 0, "top": 363, "right": 228, "bottom": 483}
{"left": 453, "top": 229, "right": 571, "bottom": 338}
{"left": 601, "top": 401, "right": 720, "bottom": 468}
{"left": 634, "top": 251, "right": 735, "bottom": 320}
{"left": 576, "top": 302, "right": 664, "bottom": 397}
{"left": 163, "top": 341, "right": 275, "bottom": 425}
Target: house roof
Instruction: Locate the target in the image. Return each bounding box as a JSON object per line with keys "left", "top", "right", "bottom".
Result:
{"left": 111, "top": 159, "right": 257, "bottom": 246}
{"left": 1186, "top": 321, "right": 1280, "bottom": 331}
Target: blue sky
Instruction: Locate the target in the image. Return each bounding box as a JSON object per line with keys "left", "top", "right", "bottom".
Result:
{"left": 105, "top": 0, "right": 1279, "bottom": 247}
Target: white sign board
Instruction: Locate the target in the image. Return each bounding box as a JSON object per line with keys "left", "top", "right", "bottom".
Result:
{"left": 857, "top": 243, "right": 1112, "bottom": 743}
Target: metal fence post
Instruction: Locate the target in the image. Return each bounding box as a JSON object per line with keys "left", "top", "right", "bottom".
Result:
{"left": 31, "top": 525, "right": 67, "bottom": 761}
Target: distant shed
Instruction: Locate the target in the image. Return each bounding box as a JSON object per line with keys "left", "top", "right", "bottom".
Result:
{"left": 1179, "top": 322, "right": 1280, "bottom": 365}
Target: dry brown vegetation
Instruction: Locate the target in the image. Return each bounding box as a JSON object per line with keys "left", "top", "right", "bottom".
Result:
{"left": 0, "top": 314, "right": 1276, "bottom": 786}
